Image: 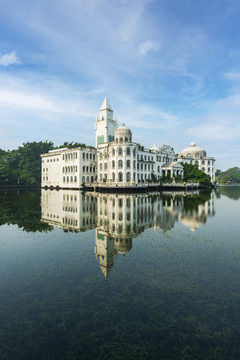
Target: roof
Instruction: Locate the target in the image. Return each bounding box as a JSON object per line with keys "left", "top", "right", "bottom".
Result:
{"left": 162, "top": 161, "right": 183, "bottom": 169}
{"left": 100, "top": 96, "right": 113, "bottom": 111}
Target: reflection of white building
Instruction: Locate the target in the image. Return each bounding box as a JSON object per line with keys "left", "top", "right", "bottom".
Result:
{"left": 179, "top": 191, "right": 215, "bottom": 231}
{"left": 178, "top": 142, "right": 215, "bottom": 182}
{"left": 41, "top": 190, "right": 215, "bottom": 277}
{"left": 41, "top": 190, "right": 97, "bottom": 232}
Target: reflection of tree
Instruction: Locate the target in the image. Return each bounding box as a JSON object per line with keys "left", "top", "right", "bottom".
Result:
{"left": 217, "top": 186, "right": 240, "bottom": 200}
{"left": 183, "top": 191, "right": 212, "bottom": 212}
{"left": 0, "top": 190, "right": 53, "bottom": 232}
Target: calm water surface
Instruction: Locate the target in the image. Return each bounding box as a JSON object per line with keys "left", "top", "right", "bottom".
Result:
{"left": 0, "top": 187, "right": 240, "bottom": 359}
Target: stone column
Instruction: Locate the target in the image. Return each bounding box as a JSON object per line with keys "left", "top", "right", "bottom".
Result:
{"left": 130, "top": 149, "right": 134, "bottom": 183}
{"left": 123, "top": 148, "right": 126, "bottom": 183}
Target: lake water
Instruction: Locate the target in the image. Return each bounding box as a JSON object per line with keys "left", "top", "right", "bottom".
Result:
{"left": 0, "top": 187, "right": 240, "bottom": 360}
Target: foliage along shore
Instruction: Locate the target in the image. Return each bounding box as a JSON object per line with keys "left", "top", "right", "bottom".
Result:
{"left": 215, "top": 167, "right": 240, "bottom": 184}
{"left": 0, "top": 140, "right": 218, "bottom": 187}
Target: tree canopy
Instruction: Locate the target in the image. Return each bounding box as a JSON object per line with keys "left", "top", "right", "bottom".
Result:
{"left": 182, "top": 163, "right": 212, "bottom": 186}
{"left": 216, "top": 167, "right": 240, "bottom": 183}
{"left": 0, "top": 141, "right": 54, "bottom": 185}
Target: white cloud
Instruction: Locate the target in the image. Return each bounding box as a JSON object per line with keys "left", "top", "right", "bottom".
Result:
{"left": 0, "top": 89, "right": 61, "bottom": 112}
{"left": 0, "top": 51, "right": 20, "bottom": 66}
{"left": 185, "top": 120, "right": 240, "bottom": 141}
{"left": 139, "top": 40, "right": 160, "bottom": 56}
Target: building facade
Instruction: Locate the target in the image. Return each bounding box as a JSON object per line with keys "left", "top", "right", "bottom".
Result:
{"left": 41, "top": 147, "right": 97, "bottom": 188}
{"left": 178, "top": 142, "right": 215, "bottom": 182}
{"left": 41, "top": 97, "right": 215, "bottom": 188}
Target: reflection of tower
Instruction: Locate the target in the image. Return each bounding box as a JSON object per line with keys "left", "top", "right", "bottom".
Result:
{"left": 94, "top": 97, "right": 117, "bottom": 147}
{"left": 94, "top": 231, "right": 116, "bottom": 278}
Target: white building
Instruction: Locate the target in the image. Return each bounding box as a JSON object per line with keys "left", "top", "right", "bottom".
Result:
{"left": 41, "top": 97, "right": 216, "bottom": 188}
{"left": 95, "top": 98, "right": 184, "bottom": 185}
{"left": 41, "top": 146, "right": 97, "bottom": 189}
{"left": 178, "top": 142, "right": 215, "bottom": 182}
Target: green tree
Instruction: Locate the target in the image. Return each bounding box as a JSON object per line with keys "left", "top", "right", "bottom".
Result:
{"left": 182, "top": 163, "right": 212, "bottom": 186}
{"left": 0, "top": 141, "right": 54, "bottom": 185}
{"left": 216, "top": 167, "right": 240, "bottom": 183}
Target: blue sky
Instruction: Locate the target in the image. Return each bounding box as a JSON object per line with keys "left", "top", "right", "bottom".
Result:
{"left": 0, "top": 0, "right": 240, "bottom": 170}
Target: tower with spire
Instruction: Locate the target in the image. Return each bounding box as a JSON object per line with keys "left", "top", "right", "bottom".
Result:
{"left": 94, "top": 97, "right": 117, "bottom": 147}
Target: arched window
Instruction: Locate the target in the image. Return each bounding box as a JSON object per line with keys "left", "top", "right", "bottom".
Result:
{"left": 118, "top": 148, "right": 122, "bottom": 155}
{"left": 74, "top": 176, "right": 77, "bottom": 182}
{"left": 127, "top": 172, "right": 131, "bottom": 181}
{"left": 125, "top": 137, "right": 128, "bottom": 143}
{"left": 71, "top": 166, "right": 73, "bottom": 172}
{"left": 126, "top": 148, "right": 130, "bottom": 155}
{"left": 67, "top": 176, "right": 69, "bottom": 182}
{"left": 63, "top": 176, "right": 65, "bottom": 182}
{"left": 195, "top": 153, "right": 200, "bottom": 159}
{"left": 86, "top": 166, "right": 89, "bottom": 172}
{"left": 104, "top": 173, "right": 107, "bottom": 180}
{"left": 100, "top": 153, "right": 103, "bottom": 160}
{"left": 62, "top": 167, "right": 64, "bottom": 173}
{"left": 112, "top": 172, "right": 115, "bottom": 182}
{"left": 195, "top": 160, "right": 198, "bottom": 165}
{"left": 133, "top": 172, "right": 136, "bottom": 181}
{"left": 118, "top": 172, "right": 123, "bottom": 182}
{"left": 104, "top": 163, "right": 107, "bottom": 170}
{"left": 202, "top": 160, "right": 205, "bottom": 164}
{"left": 116, "top": 138, "right": 118, "bottom": 144}
{"left": 100, "top": 174, "right": 102, "bottom": 181}
{"left": 86, "top": 176, "right": 89, "bottom": 182}
{"left": 112, "top": 148, "right": 115, "bottom": 156}
{"left": 120, "top": 137, "right": 123, "bottom": 144}
{"left": 202, "top": 167, "right": 205, "bottom": 171}
{"left": 112, "top": 160, "right": 115, "bottom": 168}
{"left": 118, "top": 160, "right": 123, "bottom": 168}
{"left": 100, "top": 163, "right": 102, "bottom": 171}
{"left": 133, "top": 160, "right": 136, "bottom": 168}
{"left": 70, "top": 176, "right": 73, "bottom": 182}
{"left": 126, "top": 160, "right": 131, "bottom": 168}
{"left": 82, "top": 153, "right": 85, "bottom": 160}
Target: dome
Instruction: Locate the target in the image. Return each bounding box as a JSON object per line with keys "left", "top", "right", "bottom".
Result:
{"left": 114, "top": 123, "right": 132, "bottom": 144}
{"left": 114, "top": 237, "right": 132, "bottom": 255}
{"left": 179, "top": 142, "right": 207, "bottom": 159}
